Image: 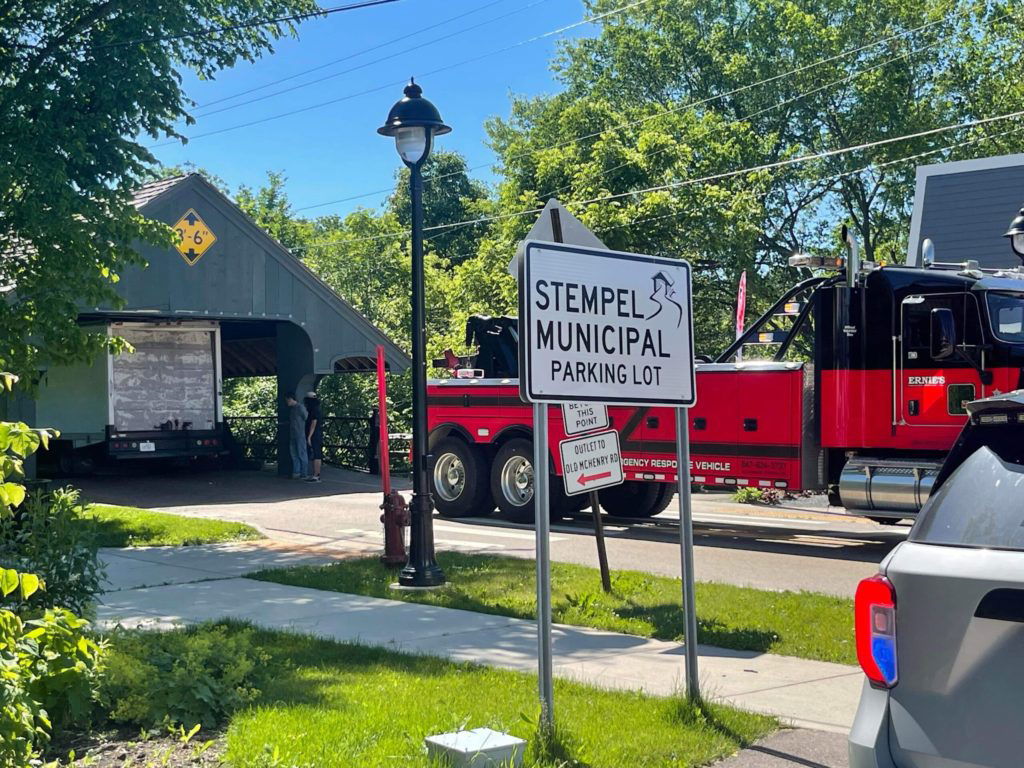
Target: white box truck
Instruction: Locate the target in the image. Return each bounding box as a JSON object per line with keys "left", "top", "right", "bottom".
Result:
{"left": 35, "top": 321, "right": 226, "bottom": 470}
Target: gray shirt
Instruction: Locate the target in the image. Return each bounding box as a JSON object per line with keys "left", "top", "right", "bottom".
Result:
{"left": 289, "top": 402, "right": 308, "bottom": 439}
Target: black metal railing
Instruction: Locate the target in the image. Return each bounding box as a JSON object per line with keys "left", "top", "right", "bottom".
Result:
{"left": 226, "top": 416, "right": 277, "bottom": 465}
{"left": 225, "top": 415, "right": 411, "bottom": 475}
{"left": 322, "top": 415, "right": 375, "bottom": 471}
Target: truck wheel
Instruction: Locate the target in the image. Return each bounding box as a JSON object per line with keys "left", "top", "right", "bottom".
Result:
{"left": 648, "top": 483, "right": 676, "bottom": 516}
{"left": 598, "top": 481, "right": 663, "bottom": 518}
{"left": 490, "top": 438, "right": 568, "bottom": 523}
{"left": 430, "top": 438, "right": 492, "bottom": 518}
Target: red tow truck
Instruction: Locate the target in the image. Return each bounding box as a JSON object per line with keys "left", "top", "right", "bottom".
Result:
{"left": 427, "top": 232, "right": 1024, "bottom": 522}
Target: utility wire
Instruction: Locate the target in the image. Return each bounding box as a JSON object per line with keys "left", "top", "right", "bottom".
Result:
{"left": 405, "top": 124, "right": 1024, "bottom": 264}
{"left": 541, "top": 37, "right": 943, "bottom": 201}
{"left": 293, "top": 6, "right": 963, "bottom": 212}
{"left": 150, "top": 0, "right": 660, "bottom": 148}
{"left": 196, "top": 0, "right": 512, "bottom": 109}
{"left": 97, "top": 0, "right": 400, "bottom": 49}
{"left": 296, "top": 108, "right": 1024, "bottom": 249}
{"left": 193, "top": 0, "right": 555, "bottom": 118}
{"left": 591, "top": 124, "right": 1024, "bottom": 241}
{"left": 431, "top": 33, "right": 951, "bottom": 246}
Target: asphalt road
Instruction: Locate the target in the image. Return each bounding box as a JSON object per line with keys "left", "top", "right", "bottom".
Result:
{"left": 72, "top": 465, "right": 909, "bottom": 597}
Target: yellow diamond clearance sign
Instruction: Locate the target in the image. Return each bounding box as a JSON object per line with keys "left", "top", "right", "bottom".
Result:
{"left": 172, "top": 209, "right": 216, "bottom": 266}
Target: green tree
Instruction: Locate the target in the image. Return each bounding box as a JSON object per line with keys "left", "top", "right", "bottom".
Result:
{"left": 483, "top": 93, "right": 773, "bottom": 354}
{"left": 0, "top": 0, "right": 316, "bottom": 382}
{"left": 302, "top": 209, "right": 453, "bottom": 352}
{"left": 387, "top": 151, "right": 489, "bottom": 265}
{"left": 479, "top": 0, "right": 1024, "bottom": 354}
{"left": 236, "top": 171, "right": 314, "bottom": 252}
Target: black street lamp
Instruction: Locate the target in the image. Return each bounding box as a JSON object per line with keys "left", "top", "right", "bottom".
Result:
{"left": 1004, "top": 206, "right": 1024, "bottom": 262}
{"left": 378, "top": 80, "right": 450, "bottom": 587}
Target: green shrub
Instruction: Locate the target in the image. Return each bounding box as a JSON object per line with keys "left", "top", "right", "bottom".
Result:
{"left": 0, "top": 573, "right": 103, "bottom": 767}
{"left": 0, "top": 608, "right": 47, "bottom": 768}
{"left": 0, "top": 487, "right": 104, "bottom": 617}
{"left": 0, "top": 379, "right": 105, "bottom": 765}
{"left": 731, "top": 487, "right": 782, "bottom": 505}
{"left": 101, "top": 623, "right": 270, "bottom": 729}
{"left": 22, "top": 608, "right": 105, "bottom": 729}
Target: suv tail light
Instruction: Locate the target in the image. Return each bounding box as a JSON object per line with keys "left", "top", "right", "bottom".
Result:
{"left": 855, "top": 574, "right": 898, "bottom": 688}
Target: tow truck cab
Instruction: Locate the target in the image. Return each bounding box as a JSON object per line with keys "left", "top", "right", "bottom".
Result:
{"left": 811, "top": 266, "right": 1024, "bottom": 515}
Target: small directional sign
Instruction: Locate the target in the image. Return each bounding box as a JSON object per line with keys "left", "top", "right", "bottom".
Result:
{"left": 561, "top": 402, "right": 610, "bottom": 436}
{"left": 172, "top": 208, "right": 216, "bottom": 266}
{"left": 558, "top": 429, "right": 624, "bottom": 496}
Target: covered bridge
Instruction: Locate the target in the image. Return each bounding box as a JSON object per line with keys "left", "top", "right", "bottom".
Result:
{"left": 19, "top": 172, "right": 408, "bottom": 474}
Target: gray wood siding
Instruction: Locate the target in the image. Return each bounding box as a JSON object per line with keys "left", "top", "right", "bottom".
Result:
{"left": 910, "top": 161, "right": 1024, "bottom": 269}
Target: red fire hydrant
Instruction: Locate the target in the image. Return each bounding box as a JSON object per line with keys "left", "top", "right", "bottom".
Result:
{"left": 380, "top": 490, "right": 410, "bottom": 566}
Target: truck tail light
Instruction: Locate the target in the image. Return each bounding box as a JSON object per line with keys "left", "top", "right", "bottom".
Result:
{"left": 855, "top": 574, "right": 898, "bottom": 688}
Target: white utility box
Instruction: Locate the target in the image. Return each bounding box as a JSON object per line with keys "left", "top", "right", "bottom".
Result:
{"left": 424, "top": 728, "right": 526, "bottom": 767}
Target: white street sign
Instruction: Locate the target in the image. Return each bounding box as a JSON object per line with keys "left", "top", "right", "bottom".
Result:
{"left": 519, "top": 241, "right": 695, "bottom": 406}
{"left": 558, "top": 429, "right": 624, "bottom": 496}
{"left": 561, "top": 401, "right": 609, "bottom": 436}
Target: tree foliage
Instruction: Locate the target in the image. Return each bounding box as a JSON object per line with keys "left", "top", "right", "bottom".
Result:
{"left": 480, "top": 0, "right": 1024, "bottom": 353}
{"left": 236, "top": 171, "right": 314, "bottom": 253}
{"left": 388, "top": 151, "right": 489, "bottom": 265}
{"left": 0, "top": 0, "right": 315, "bottom": 382}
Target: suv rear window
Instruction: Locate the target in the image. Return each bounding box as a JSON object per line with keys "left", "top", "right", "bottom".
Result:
{"left": 911, "top": 447, "right": 1024, "bottom": 551}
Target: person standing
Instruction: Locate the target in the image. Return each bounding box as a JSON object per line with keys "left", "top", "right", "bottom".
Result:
{"left": 285, "top": 393, "right": 308, "bottom": 479}
{"left": 305, "top": 390, "right": 324, "bottom": 482}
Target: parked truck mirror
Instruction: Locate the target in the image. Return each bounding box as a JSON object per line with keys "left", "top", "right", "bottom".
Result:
{"left": 930, "top": 307, "right": 957, "bottom": 360}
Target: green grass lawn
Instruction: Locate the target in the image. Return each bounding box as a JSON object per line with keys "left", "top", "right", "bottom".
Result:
{"left": 85, "top": 504, "right": 262, "bottom": 548}
{"left": 252, "top": 552, "right": 855, "bottom": 665}
{"left": 169, "top": 625, "right": 775, "bottom": 768}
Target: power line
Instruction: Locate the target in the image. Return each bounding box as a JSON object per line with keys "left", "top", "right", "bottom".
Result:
{"left": 192, "top": 0, "right": 512, "bottom": 109}
{"left": 297, "top": 108, "right": 1024, "bottom": 249}
{"left": 98, "top": 0, "right": 400, "bottom": 49}
{"left": 192, "top": 0, "right": 554, "bottom": 118}
{"left": 150, "top": 0, "right": 659, "bottom": 149}
{"left": 591, "top": 124, "right": 1024, "bottom": 241}
{"left": 541, "top": 36, "right": 944, "bottom": 200}
{"left": 430, "top": 33, "right": 950, "bottom": 246}
{"left": 406, "top": 123, "right": 1024, "bottom": 264}
{"left": 293, "top": 6, "right": 963, "bottom": 213}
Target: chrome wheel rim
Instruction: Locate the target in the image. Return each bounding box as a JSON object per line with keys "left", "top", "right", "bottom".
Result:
{"left": 433, "top": 453, "right": 465, "bottom": 502}
{"left": 500, "top": 455, "right": 534, "bottom": 507}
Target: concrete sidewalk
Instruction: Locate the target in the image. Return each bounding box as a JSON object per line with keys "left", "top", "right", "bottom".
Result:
{"left": 97, "top": 543, "right": 862, "bottom": 735}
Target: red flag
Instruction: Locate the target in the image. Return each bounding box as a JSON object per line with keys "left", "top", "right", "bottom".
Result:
{"left": 735, "top": 270, "right": 747, "bottom": 339}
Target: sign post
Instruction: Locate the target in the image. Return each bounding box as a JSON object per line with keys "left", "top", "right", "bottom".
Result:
{"left": 532, "top": 400, "right": 554, "bottom": 724}
{"left": 675, "top": 408, "right": 700, "bottom": 700}
{"left": 517, "top": 231, "right": 701, "bottom": 709}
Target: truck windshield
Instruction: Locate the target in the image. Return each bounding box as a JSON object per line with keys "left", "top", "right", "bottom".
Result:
{"left": 986, "top": 291, "right": 1024, "bottom": 343}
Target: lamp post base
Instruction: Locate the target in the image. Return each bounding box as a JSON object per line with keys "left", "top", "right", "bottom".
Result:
{"left": 397, "top": 564, "right": 446, "bottom": 588}
{"left": 390, "top": 581, "right": 446, "bottom": 592}
{"left": 397, "top": 491, "right": 446, "bottom": 587}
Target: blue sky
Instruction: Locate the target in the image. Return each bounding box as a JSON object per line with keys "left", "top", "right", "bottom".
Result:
{"left": 153, "top": 0, "right": 591, "bottom": 218}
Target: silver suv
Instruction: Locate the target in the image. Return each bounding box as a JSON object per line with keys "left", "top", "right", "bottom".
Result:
{"left": 849, "top": 394, "right": 1024, "bottom": 768}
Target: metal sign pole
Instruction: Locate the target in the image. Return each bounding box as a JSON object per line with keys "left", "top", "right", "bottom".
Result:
{"left": 533, "top": 401, "right": 555, "bottom": 725}
{"left": 675, "top": 406, "right": 700, "bottom": 700}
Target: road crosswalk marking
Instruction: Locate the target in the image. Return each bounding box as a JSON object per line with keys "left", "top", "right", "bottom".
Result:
{"left": 335, "top": 527, "right": 524, "bottom": 550}
{"left": 433, "top": 523, "right": 565, "bottom": 542}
